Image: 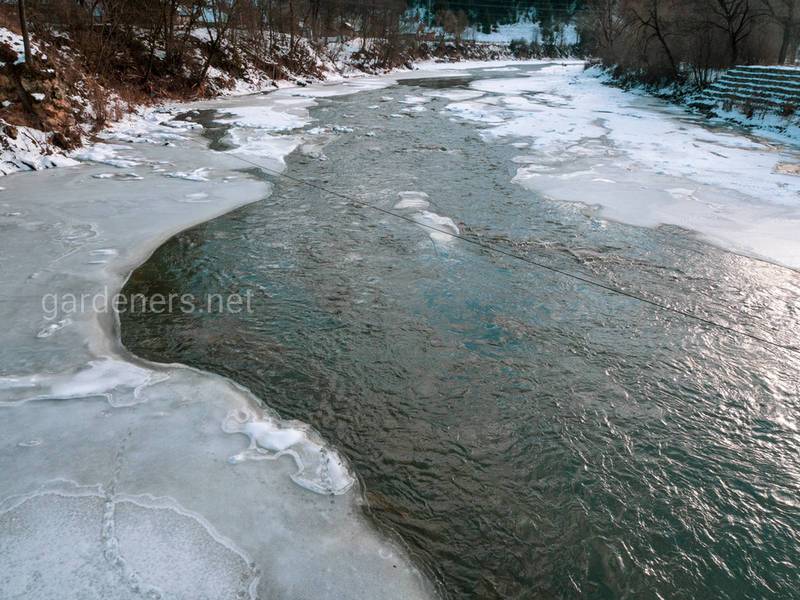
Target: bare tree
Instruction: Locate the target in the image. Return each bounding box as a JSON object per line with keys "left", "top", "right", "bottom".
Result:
{"left": 707, "top": 0, "right": 759, "bottom": 63}
{"left": 762, "top": 0, "right": 800, "bottom": 63}
{"left": 197, "top": 0, "right": 241, "bottom": 90}
{"left": 626, "top": 0, "right": 682, "bottom": 79}
{"left": 579, "top": 0, "right": 631, "bottom": 60}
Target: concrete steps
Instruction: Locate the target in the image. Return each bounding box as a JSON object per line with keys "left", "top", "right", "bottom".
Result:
{"left": 698, "top": 65, "right": 800, "bottom": 114}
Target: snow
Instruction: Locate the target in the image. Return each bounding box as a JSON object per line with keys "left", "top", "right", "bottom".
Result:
{"left": 206, "top": 76, "right": 395, "bottom": 173}
{"left": 408, "top": 14, "right": 579, "bottom": 45}
{"left": 72, "top": 143, "right": 142, "bottom": 168}
{"left": 0, "top": 27, "right": 41, "bottom": 66}
{"left": 399, "top": 95, "right": 431, "bottom": 105}
{"left": 394, "top": 191, "right": 431, "bottom": 210}
{"left": 446, "top": 63, "right": 800, "bottom": 268}
{"left": 462, "top": 20, "right": 579, "bottom": 45}
{"left": 166, "top": 167, "right": 211, "bottom": 181}
{"left": 423, "top": 89, "right": 485, "bottom": 101}
{"left": 0, "top": 121, "right": 78, "bottom": 176}
{"left": 707, "top": 106, "right": 800, "bottom": 146}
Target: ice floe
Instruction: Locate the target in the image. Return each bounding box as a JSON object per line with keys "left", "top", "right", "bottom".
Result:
{"left": 394, "top": 191, "right": 431, "bottom": 210}
{"left": 412, "top": 210, "right": 460, "bottom": 243}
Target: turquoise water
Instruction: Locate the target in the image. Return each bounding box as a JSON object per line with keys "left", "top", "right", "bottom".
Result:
{"left": 121, "top": 70, "right": 800, "bottom": 599}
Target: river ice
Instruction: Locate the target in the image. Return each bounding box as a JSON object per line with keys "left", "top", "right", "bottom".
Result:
{"left": 447, "top": 64, "right": 800, "bottom": 268}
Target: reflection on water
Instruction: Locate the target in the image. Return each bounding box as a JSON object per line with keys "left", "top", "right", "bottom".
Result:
{"left": 121, "top": 70, "right": 800, "bottom": 599}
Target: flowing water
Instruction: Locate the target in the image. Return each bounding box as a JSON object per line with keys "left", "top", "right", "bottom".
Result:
{"left": 121, "top": 68, "right": 800, "bottom": 599}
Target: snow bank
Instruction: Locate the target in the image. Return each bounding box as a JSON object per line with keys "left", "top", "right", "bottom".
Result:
{"left": 0, "top": 27, "right": 43, "bottom": 66}
{"left": 0, "top": 122, "right": 77, "bottom": 175}
{"left": 447, "top": 63, "right": 800, "bottom": 268}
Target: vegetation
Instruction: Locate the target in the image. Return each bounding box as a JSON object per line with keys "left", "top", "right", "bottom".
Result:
{"left": 0, "top": 0, "right": 580, "bottom": 144}
{"left": 577, "top": 0, "right": 800, "bottom": 89}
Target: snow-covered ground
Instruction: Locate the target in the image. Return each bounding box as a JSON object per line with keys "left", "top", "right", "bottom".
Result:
{"left": 463, "top": 20, "right": 578, "bottom": 45}
{"left": 0, "top": 122, "right": 78, "bottom": 175}
{"left": 0, "top": 26, "right": 44, "bottom": 66}
{"left": 402, "top": 10, "right": 579, "bottom": 45}
{"left": 445, "top": 63, "right": 800, "bottom": 268}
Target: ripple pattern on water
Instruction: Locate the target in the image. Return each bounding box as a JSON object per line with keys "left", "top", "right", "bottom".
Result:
{"left": 122, "top": 69, "right": 800, "bottom": 600}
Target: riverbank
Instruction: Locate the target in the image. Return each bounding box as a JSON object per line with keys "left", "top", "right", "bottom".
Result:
{"left": 1, "top": 15, "right": 532, "bottom": 178}
{"left": 445, "top": 62, "right": 800, "bottom": 269}
{"left": 591, "top": 65, "right": 800, "bottom": 146}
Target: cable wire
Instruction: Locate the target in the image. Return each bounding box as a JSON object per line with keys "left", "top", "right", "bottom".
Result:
{"left": 183, "top": 133, "right": 799, "bottom": 356}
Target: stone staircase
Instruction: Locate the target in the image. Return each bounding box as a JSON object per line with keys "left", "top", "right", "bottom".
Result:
{"left": 698, "top": 65, "right": 800, "bottom": 115}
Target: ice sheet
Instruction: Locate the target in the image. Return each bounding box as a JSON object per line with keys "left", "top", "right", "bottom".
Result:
{"left": 449, "top": 64, "right": 800, "bottom": 268}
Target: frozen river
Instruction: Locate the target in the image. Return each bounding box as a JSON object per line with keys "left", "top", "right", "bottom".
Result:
{"left": 2, "top": 62, "right": 800, "bottom": 599}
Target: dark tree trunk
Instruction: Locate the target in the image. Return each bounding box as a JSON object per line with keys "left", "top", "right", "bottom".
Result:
{"left": 18, "top": 0, "right": 32, "bottom": 66}
{"left": 777, "top": 3, "right": 795, "bottom": 63}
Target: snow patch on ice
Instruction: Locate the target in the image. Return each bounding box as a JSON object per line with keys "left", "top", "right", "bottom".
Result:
{"left": 72, "top": 143, "right": 142, "bottom": 168}
{"left": 0, "top": 359, "right": 169, "bottom": 407}
{"left": 400, "top": 95, "right": 431, "bottom": 105}
{"left": 216, "top": 102, "right": 312, "bottom": 131}
{"left": 423, "top": 89, "right": 485, "bottom": 102}
{"left": 394, "top": 191, "right": 430, "bottom": 210}
{"left": 223, "top": 408, "right": 355, "bottom": 495}
{"left": 166, "top": 167, "right": 211, "bottom": 181}
{"left": 92, "top": 172, "right": 143, "bottom": 181}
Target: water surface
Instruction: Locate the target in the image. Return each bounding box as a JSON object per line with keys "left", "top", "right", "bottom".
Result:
{"left": 121, "top": 67, "right": 800, "bottom": 599}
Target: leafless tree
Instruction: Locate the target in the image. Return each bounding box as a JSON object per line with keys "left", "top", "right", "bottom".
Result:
{"left": 707, "top": 0, "right": 760, "bottom": 63}
{"left": 579, "top": 0, "right": 631, "bottom": 60}
{"left": 626, "top": 0, "right": 682, "bottom": 79}
{"left": 762, "top": 0, "right": 799, "bottom": 63}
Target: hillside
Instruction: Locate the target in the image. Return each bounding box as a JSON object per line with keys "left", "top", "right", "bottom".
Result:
{"left": 1, "top": 4, "right": 541, "bottom": 177}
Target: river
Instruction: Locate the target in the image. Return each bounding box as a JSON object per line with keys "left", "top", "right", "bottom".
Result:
{"left": 119, "top": 64, "right": 800, "bottom": 599}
